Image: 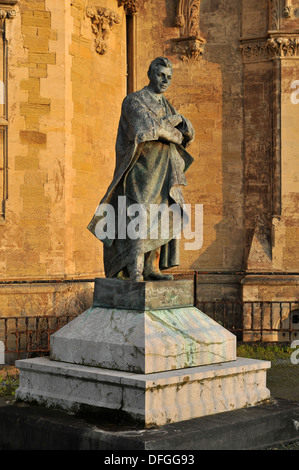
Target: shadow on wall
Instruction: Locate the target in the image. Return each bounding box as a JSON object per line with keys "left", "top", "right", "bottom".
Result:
{"left": 163, "top": 0, "right": 246, "bottom": 273}
{"left": 192, "top": 0, "right": 245, "bottom": 272}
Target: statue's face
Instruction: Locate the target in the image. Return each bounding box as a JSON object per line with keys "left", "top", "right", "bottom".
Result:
{"left": 149, "top": 65, "right": 173, "bottom": 94}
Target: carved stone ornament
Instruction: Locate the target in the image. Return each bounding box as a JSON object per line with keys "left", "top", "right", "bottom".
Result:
{"left": 172, "top": 36, "right": 205, "bottom": 62}
{"left": 269, "top": 0, "right": 281, "bottom": 30}
{"left": 117, "top": 0, "right": 139, "bottom": 16}
{"left": 269, "top": 0, "right": 295, "bottom": 30}
{"left": 0, "top": 0, "right": 17, "bottom": 17}
{"left": 283, "top": 0, "right": 293, "bottom": 18}
{"left": 86, "top": 6, "right": 120, "bottom": 55}
{"left": 172, "top": 0, "right": 206, "bottom": 61}
{"left": 267, "top": 36, "right": 299, "bottom": 56}
{"left": 174, "top": 0, "right": 185, "bottom": 27}
{"left": 0, "top": 8, "right": 16, "bottom": 19}
{"left": 174, "top": 0, "right": 200, "bottom": 35}
{"left": 240, "top": 36, "right": 299, "bottom": 62}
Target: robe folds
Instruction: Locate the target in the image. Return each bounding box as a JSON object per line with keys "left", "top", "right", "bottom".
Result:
{"left": 87, "top": 87, "right": 195, "bottom": 278}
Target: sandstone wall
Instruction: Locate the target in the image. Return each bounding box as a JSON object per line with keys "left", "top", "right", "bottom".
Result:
{"left": 240, "top": 0, "right": 299, "bottom": 309}
{"left": 0, "top": 0, "right": 126, "bottom": 317}
{"left": 0, "top": 0, "right": 298, "bottom": 321}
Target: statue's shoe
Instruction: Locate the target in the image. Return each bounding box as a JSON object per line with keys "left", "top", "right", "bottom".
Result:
{"left": 143, "top": 269, "right": 174, "bottom": 281}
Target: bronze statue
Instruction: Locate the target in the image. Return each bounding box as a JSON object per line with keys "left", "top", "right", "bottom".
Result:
{"left": 88, "top": 57, "right": 195, "bottom": 281}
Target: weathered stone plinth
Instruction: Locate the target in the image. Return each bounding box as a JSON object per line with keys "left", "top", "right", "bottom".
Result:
{"left": 50, "top": 306, "right": 236, "bottom": 374}
{"left": 15, "top": 356, "right": 271, "bottom": 427}
{"left": 93, "top": 277, "right": 194, "bottom": 310}
{"left": 50, "top": 279, "right": 236, "bottom": 374}
{"left": 15, "top": 279, "right": 271, "bottom": 427}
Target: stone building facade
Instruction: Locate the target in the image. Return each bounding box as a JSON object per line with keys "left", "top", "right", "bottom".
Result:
{"left": 0, "top": 0, "right": 298, "bottom": 336}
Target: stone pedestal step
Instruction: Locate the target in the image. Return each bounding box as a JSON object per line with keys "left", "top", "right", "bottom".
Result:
{"left": 16, "top": 356, "right": 271, "bottom": 427}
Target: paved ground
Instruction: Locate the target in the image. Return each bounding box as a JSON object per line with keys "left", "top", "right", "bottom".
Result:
{"left": 257, "top": 360, "right": 299, "bottom": 450}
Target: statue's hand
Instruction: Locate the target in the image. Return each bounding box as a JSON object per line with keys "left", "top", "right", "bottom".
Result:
{"left": 159, "top": 121, "right": 183, "bottom": 145}
{"left": 164, "top": 115, "right": 183, "bottom": 127}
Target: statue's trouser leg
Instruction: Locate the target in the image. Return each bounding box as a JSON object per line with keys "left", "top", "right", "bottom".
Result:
{"left": 127, "top": 247, "right": 174, "bottom": 282}
{"left": 144, "top": 247, "right": 174, "bottom": 281}
{"left": 127, "top": 252, "right": 144, "bottom": 282}
{"left": 144, "top": 247, "right": 160, "bottom": 274}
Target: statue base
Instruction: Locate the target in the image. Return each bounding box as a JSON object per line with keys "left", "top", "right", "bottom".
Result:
{"left": 49, "top": 279, "right": 236, "bottom": 374}
{"left": 15, "top": 356, "right": 270, "bottom": 427}
{"left": 15, "top": 278, "right": 271, "bottom": 427}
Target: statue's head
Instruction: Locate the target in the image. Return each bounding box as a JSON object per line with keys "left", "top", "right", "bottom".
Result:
{"left": 147, "top": 57, "right": 173, "bottom": 94}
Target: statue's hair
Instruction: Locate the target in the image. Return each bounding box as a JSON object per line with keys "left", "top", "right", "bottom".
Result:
{"left": 147, "top": 57, "right": 173, "bottom": 79}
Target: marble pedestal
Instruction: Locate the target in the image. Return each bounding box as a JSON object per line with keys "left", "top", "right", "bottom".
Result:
{"left": 15, "top": 278, "right": 271, "bottom": 427}
{"left": 15, "top": 356, "right": 270, "bottom": 427}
